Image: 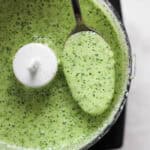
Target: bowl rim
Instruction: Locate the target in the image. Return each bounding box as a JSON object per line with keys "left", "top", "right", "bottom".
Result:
{"left": 80, "top": 0, "right": 133, "bottom": 150}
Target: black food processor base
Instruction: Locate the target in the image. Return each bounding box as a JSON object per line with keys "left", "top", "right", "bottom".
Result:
{"left": 90, "top": 0, "right": 126, "bottom": 149}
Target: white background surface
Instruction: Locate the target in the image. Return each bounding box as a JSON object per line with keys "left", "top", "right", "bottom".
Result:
{"left": 120, "top": 0, "right": 150, "bottom": 150}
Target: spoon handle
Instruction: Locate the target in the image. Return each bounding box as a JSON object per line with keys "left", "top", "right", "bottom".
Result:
{"left": 71, "top": 0, "right": 83, "bottom": 26}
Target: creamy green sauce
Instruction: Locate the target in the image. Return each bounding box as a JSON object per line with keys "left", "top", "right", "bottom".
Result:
{"left": 63, "top": 31, "right": 115, "bottom": 116}
{"left": 0, "top": 0, "right": 129, "bottom": 149}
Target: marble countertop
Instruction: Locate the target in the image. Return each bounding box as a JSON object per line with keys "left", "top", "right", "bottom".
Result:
{"left": 120, "top": 0, "right": 150, "bottom": 150}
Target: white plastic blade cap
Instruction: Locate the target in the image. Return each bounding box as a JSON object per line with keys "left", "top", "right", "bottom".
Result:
{"left": 13, "top": 43, "right": 58, "bottom": 88}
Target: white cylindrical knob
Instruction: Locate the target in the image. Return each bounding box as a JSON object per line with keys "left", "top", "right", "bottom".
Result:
{"left": 13, "top": 43, "right": 58, "bottom": 88}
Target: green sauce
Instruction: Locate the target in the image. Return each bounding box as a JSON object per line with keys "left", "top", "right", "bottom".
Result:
{"left": 63, "top": 31, "right": 115, "bottom": 116}
{"left": 0, "top": 0, "right": 129, "bottom": 149}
